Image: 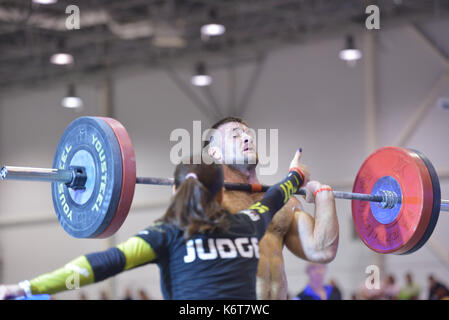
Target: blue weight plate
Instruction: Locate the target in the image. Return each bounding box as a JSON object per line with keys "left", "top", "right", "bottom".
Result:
{"left": 369, "top": 175, "right": 403, "bottom": 225}
{"left": 51, "top": 117, "right": 123, "bottom": 238}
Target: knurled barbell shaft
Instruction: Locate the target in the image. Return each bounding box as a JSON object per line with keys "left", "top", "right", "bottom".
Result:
{"left": 0, "top": 166, "right": 74, "bottom": 183}
{"left": 2, "top": 165, "right": 449, "bottom": 212}
{"left": 136, "top": 177, "right": 387, "bottom": 203}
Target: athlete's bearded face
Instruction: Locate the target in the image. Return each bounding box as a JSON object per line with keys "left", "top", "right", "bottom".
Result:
{"left": 211, "top": 122, "right": 258, "bottom": 168}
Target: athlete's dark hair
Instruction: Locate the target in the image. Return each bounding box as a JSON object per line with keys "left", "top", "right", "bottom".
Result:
{"left": 158, "top": 157, "right": 229, "bottom": 240}
{"left": 203, "top": 116, "right": 249, "bottom": 149}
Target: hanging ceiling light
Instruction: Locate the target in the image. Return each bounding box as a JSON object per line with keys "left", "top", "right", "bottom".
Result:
{"left": 191, "top": 63, "right": 212, "bottom": 87}
{"left": 61, "top": 84, "right": 83, "bottom": 110}
{"left": 32, "top": 0, "right": 58, "bottom": 4}
{"left": 201, "top": 24, "right": 226, "bottom": 37}
{"left": 339, "top": 35, "right": 362, "bottom": 66}
{"left": 50, "top": 39, "right": 74, "bottom": 65}
{"left": 200, "top": 9, "right": 225, "bottom": 40}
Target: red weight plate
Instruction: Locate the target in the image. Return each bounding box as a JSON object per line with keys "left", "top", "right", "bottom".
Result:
{"left": 352, "top": 147, "right": 434, "bottom": 254}
{"left": 95, "top": 117, "right": 136, "bottom": 238}
{"left": 401, "top": 149, "right": 441, "bottom": 254}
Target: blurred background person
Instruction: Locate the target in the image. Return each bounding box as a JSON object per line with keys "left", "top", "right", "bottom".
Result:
{"left": 428, "top": 274, "right": 449, "bottom": 300}
{"left": 329, "top": 278, "right": 343, "bottom": 300}
{"left": 78, "top": 292, "right": 88, "bottom": 300}
{"left": 383, "top": 275, "right": 399, "bottom": 300}
{"left": 398, "top": 272, "right": 420, "bottom": 300}
{"left": 99, "top": 290, "right": 110, "bottom": 300}
{"left": 138, "top": 288, "right": 151, "bottom": 300}
{"left": 122, "top": 287, "right": 133, "bottom": 300}
{"left": 357, "top": 281, "right": 384, "bottom": 300}
{"left": 293, "top": 263, "right": 341, "bottom": 300}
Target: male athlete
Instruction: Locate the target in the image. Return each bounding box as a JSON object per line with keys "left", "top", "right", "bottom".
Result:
{"left": 204, "top": 117, "right": 339, "bottom": 299}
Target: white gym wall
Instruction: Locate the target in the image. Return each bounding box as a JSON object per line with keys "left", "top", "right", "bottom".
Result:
{"left": 0, "top": 18, "right": 448, "bottom": 300}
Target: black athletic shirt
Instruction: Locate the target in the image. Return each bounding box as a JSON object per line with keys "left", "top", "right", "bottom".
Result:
{"left": 134, "top": 171, "right": 302, "bottom": 299}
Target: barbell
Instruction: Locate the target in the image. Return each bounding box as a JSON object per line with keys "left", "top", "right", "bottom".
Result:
{"left": 0, "top": 116, "right": 447, "bottom": 255}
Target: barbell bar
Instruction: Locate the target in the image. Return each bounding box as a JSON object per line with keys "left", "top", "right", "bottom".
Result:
{"left": 3, "top": 162, "right": 449, "bottom": 212}
{"left": 1, "top": 165, "right": 401, "bottom": 207}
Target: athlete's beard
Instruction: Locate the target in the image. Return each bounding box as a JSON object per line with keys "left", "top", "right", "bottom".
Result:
{"left": 226, "top": 154, "right": 259, "bottom": 173}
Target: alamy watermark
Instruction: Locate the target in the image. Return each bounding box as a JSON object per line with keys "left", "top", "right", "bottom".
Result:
{"left": 64, "top": 263, "right": 90, "bottom": 290}
{"left": 63, "top": 4, "right": 379, "bottom": 32}
{"left": 65, "top": 5, "right": 80, "bottom": 30}
{"left": 365, "top": 5, "right": 380, "bottom": 30}
{"left": 169, "top": 121, "right": 279, "bottom": 175}
{"left": 365, "top": 264, "right": 381, "bottom": 290}
{"left": 65, "top": 271, "right": 80, "bottom": 290}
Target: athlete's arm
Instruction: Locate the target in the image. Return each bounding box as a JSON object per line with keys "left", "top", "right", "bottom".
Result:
{"left": 256, "top": 182, "right": 338, "bottom": 300}
{"left": 284, "top": 181, "right": 339, "bottom": 263}
{"left": 0, "top": 229, "right": 162, "bottom": 299}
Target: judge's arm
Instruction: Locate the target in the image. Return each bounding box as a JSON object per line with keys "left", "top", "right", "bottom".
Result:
{"left": 0, "top": 227, "right": 162, "bottom": 300}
